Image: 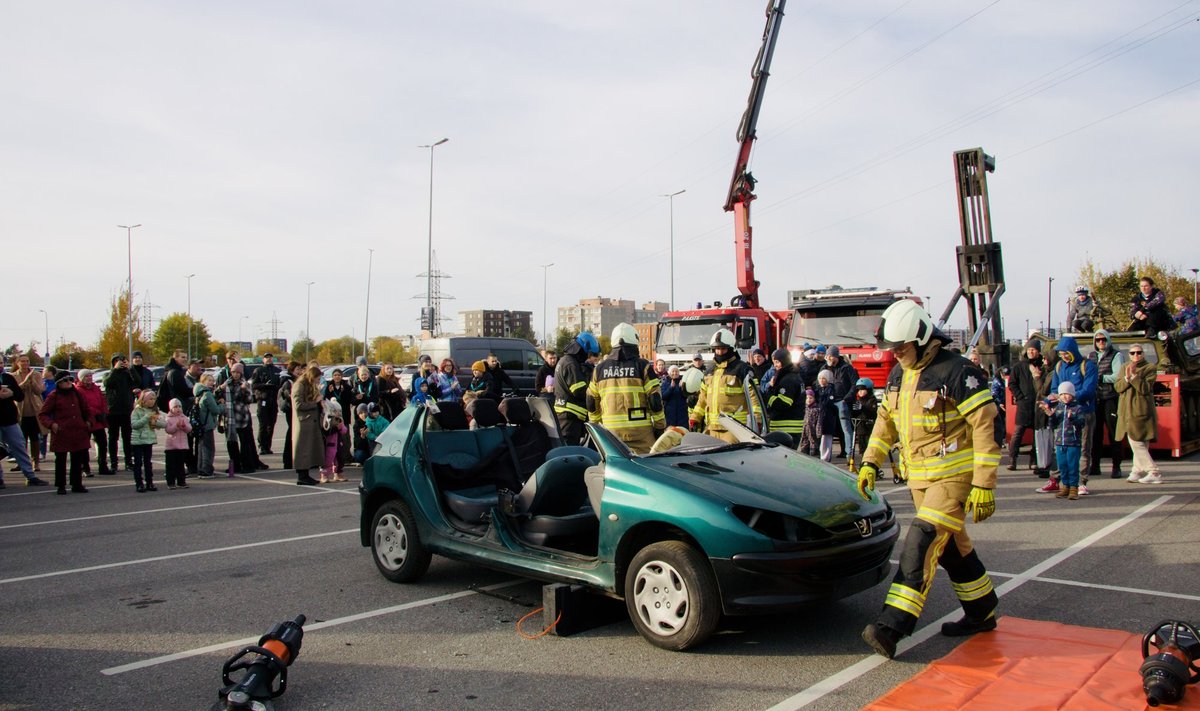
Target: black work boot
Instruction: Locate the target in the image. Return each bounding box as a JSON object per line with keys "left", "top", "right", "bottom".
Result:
{"left": 941, "top": 615, "right": 997, "bottom": 637}
{"left": 862, "top": 623, "right": 902, "bottom": 659}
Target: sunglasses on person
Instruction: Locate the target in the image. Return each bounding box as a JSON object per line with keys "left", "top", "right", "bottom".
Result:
{"left": 1129, "top": 350, "right": 1144, "bottom": 356}
{"left": 1094, "top": 337, "right": 1107, "bottom": 343}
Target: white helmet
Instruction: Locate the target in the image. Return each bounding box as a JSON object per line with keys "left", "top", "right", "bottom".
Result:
{"left": 709, "top": 328, "right": 736, "bottom": 349}
{"left": 682, "top": 366, "right": 705, "bottom": 394}
{"left": 876, "top": 299, "right": 933, "bottom": 348}
{"left": 611, "top": 322, "right": 638, "bottom": 347}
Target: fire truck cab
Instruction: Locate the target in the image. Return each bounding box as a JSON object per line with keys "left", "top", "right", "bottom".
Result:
{"left": 786, "top": 287, "right": 921, "bottom": 389}
{"left": 654, "top": 305, "right": 790, "bottom": 372}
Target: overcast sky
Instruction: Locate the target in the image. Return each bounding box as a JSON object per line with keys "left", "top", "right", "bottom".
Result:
{"left": 3, "top": 0, "right": 1198, "bottom": 355}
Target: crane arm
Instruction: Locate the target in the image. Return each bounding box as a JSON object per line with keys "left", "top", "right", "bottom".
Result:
{"left": 724, "top": 0, "right": 786, "bottom": 310}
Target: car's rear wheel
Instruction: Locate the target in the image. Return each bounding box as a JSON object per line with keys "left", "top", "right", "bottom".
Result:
{"left": 624, "top": 540, "right": 721, "bottom": 651}
{"left": 371, "top": 500, "right": 431, "bottom": 583}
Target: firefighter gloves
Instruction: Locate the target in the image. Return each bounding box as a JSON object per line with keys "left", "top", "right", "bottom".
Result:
{"left": 965, "top": 486, "right": 996, "bottom": 523}
{"left": 857, "top": 462, "right": 879, "bottom": 500}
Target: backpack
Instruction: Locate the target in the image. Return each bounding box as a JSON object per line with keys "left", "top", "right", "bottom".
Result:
{"left": 188, "top": 398, "right": 204, "bottom": 430}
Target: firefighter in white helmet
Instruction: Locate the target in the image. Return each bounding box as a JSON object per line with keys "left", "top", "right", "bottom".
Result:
{"left": 585, "top": 323, "right": 664, "bottom": 454}
{"left": 688, "top": 328, "right": 761, "bottom": 444}
{"left": 859, "top": 299, "right": 1001, "bottom": 659}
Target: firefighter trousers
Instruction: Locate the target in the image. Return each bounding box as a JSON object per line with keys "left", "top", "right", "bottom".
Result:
{"left": 877, "top": 480, "right": 998, "bottom": 636}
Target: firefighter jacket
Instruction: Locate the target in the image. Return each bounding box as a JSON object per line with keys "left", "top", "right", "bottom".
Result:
{"left": 863, "top": 343, "right": 1000, "bottom": 491}
{"left": 586, "top": 345, "right": 664, "bottom": 453}
{"left": 764, "top": 364, "right": 805, "bottom": 434}
{"left": 689, "top": 354, "right": 761, "bottom": 437}
{"left": 553, "top": 343, "right": 591, "bottom": 423}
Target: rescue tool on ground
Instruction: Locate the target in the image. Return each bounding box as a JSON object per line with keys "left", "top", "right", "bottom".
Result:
{"left": 1140, "top": 619, "right": 1200, "bottom": 707}
{"left": 215, "top": 614, "right": 306, "bottom": 711}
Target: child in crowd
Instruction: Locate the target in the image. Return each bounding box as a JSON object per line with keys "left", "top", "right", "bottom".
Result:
{"left": 320, "top": 399, "right": 348, "bottom": 484}
{"left": 352, "top": 404, "right": 371, "bottom": 464}
{"left": 130, "top": 391, "right": 166, "bottom": 492}
{"left": 1042, "top": 381, "right": 1086, "bottom": 500}
{"left": 815, "top": 370, "right": 839, "bottom": 462}
{"left": 798, "top": 388, "right": 823, "bottom": 457}
{"left": 163, "top": 398, "right": 193, "bottom": 489}
{"left": 410, "top": 378, "right": 432, "bottom": 406}
{"left": 848, "top": 378, "right": 878, "bottom": 471}
{"left": 1173, "top": 296, "right": 1199, "bottom": 334}
{"left": 468, "top": 360, "right": 493, "bottom": 402}
{"left": 364, "top": 403, "right": 390, "bottom": 457}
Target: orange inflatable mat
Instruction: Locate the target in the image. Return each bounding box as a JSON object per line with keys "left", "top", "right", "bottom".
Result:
{"left": 866, "top": 617, "right": 1200, "bottom": 711}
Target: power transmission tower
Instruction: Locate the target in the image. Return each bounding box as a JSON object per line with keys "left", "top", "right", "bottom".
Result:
{"left": 413, "top": 250, "right": 454, "bottom": 335}
{"left": 141, "top": 291, "right": 160, "bottom": 340}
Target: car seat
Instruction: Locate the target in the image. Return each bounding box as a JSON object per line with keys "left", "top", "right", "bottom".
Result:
{"left": 430, "top": 401, "right": 469, "bottom": 430}
{"left": 514, "top": 451, "right": 601, "bottom": 546}
{"left": 498, "top": 398, "right": 554, "bottom": 481}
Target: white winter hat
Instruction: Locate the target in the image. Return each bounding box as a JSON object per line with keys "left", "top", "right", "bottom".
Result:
{"left": 1057, "top": 381, "right": 1076, "bottom": 396}
{"left": 818, "top": 369, "right": 834, "bottom": 383}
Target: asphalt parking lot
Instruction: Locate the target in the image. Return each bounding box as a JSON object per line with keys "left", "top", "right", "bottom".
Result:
{"left": 2, "top": 432, "right": 1197, "bottom": 711}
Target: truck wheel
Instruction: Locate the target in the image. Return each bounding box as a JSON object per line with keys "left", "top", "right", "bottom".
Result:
{"left": 624, "top": 540, "right": 721, "bottom": 651}
{"left": 371, "top": 500, "right": 431, "bottom": 583}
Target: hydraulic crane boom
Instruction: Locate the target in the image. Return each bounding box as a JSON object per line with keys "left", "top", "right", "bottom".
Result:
{"left": 724, "top": 0, "right": 786, "bottom": 311}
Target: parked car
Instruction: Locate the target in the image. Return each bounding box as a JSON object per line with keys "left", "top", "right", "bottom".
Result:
{"left": 397, "top": 363, "right": 419, "bottom": 393}
{"left": 416, "top": 337, "right": 545, "bottom": 393}
{"left": 321, "top": 363, "right": 382, "bottom": 381}
{"left": 359, "top": 399, "right": 898, "bottom": 651}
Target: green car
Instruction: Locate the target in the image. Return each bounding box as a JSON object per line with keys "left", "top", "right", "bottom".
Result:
{"left": 359, "top": 397, "right": 898, "bottom": 651}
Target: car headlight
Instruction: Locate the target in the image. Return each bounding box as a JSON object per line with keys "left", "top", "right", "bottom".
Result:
{"left": 732, "top": 506, "right": 830, "bottom": 543}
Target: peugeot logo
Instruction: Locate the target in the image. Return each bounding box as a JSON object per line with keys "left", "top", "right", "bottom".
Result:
{"left": 855, "top": 518, "right": 872, "bottom": 537}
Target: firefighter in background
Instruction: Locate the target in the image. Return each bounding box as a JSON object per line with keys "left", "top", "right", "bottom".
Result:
{"left": 689, "top": 329, "right": 761, "bottom": 443}
{"left": 554, "top": 332, "right": 600, "bottom": 446}
{"left": 857, "top": 299, "right": 1001, "bottom": 659}
{"left": 764, "top": 348, "right": 805, "bottom": 448}
{"left": 586, "top": 323, "right": 665, "bottom": 454}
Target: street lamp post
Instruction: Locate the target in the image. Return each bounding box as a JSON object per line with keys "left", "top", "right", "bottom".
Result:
{"left": 539, "top": 263, "right": 554, "bottom": 349}
{"left": 185, "top": 273, "right": 196, "bottom": 359}
{"left": 363, "top": 249, "right": 374, "bottom": 362}
{"left": 1046, "top": 277, "right": 1054, "bottom": 335}
{"left": 305, "top": 281, "right": 315, "bottom": 362}
{"left": 419, "top": 138, "right": 448, "bottom": 335}
{"left": 118, "top": 224, "right": 142, "bottom": 360}
{"left": 660, "top": 189, "right": 686, "bottom": 310}
{"left": 38, "top": 309, "right": 48, "bottom": 364}
{"left": 1192, "top": 268, "right": 1198, "bottom": 306}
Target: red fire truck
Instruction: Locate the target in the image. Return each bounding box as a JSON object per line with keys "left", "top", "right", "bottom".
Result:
{"left": 785, "top": 287, "right": 921, "bottom": 389}
{"left": 654, "top": 1, "right": 791, "bottom": 370}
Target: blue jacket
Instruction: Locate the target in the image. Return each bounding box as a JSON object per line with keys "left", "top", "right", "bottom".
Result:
{"left": 1049, "top": 337, "right": 1097, "bottom": 415}
{"left": 659, "top": 375, "right": 689, "bottom": 428}
{"left": 1049, "top": 401, "right": 1085, "bottom": 447}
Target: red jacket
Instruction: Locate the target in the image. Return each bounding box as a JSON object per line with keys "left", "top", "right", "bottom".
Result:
{"left": 76, "top": 381, "right": 109, "bottom": 432}
{"left": 37, "top": 387, "right": 93, "bottom": 453}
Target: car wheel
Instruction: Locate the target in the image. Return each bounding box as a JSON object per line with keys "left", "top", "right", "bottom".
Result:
{"left": 371, "top": 499, "right": 431, "bottom": 583}
{"left": 624, "top": 540, "right": 721, "bottom": 651}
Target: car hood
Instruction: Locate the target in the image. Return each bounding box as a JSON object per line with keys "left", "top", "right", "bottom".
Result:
{"left": 635, "top": 446, "right": 880, "bottom": 523}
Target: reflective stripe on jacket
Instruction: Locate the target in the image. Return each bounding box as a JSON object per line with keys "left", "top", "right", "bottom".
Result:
{"left": 765, "top": 365, "right": 805, "bottom": 434}
{"left": 586, "top": 347, "right": 664, "bottom": 453}
{"left": 689, "top": 356, "right": 760, "bottom": 431}
{"left": 862, "top": 344, "right": 999, "bottom": 489}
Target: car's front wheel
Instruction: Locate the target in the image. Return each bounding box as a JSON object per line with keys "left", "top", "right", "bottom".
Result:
{"left": 371, "top": 500, "right": 431, "bottom": 583}
{"left": 624, "top": 540, "right": 721, "bottom": 651}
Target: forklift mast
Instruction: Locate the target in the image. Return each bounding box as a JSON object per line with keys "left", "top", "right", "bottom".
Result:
{"left": 724, "top": 0, "right": 786, "bottom": 310}
{"left": 936, "top": 148, "right": 1007, "bottom": 374}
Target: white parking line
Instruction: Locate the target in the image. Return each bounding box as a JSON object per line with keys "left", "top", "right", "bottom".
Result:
{"left": 0, "top": 490, "right": 328, "bottom": 530}
{"left": 100, "top": 579, "right": 526, "bottom": 675}
{"left": 764, "top": 494, "right": 1173, "bottom": 711}
{"left": 902, "top": 566, "right": 1200, "bottom": 603}
{"left": 0, "top": 528, "right": 358, "bottom": 586}
{"left": 235, "top": 473, "right": 361, "bottom": 495}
